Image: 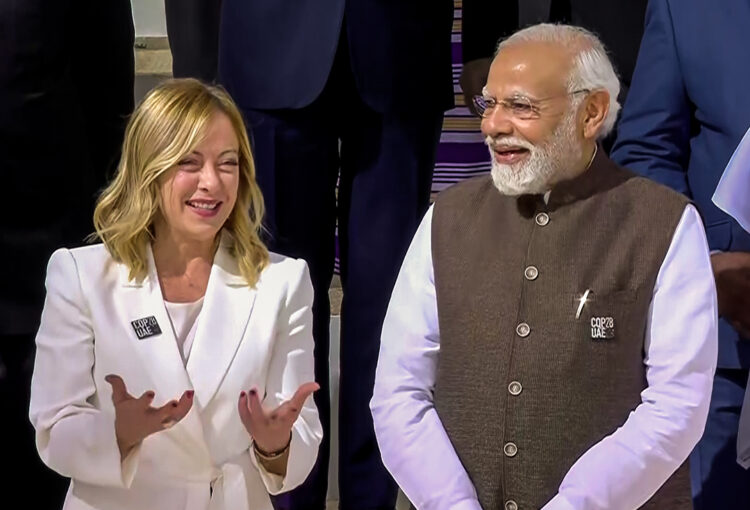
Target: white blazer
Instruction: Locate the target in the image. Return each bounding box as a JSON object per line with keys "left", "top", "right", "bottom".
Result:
{"left": 29, "top": 241, "right": 322, "bottom": 510}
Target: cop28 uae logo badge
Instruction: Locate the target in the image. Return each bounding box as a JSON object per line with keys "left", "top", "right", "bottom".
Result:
{"left": 590, "top": 316, "right": 615, "bottom": 340}
{"left": 131, "top": 316, "right": 162, "bottom": 340}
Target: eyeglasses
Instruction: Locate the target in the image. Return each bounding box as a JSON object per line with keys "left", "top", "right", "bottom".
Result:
{"left": 472, "top": 89, "right": 590, "bottom": 120}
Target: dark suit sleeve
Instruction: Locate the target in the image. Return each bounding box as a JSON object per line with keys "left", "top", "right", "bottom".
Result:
{"left": 461, "top": 0, "right": 518, "bottom": 63}
{"left": 610, "top": 0, "right": 693, "bottom": 197}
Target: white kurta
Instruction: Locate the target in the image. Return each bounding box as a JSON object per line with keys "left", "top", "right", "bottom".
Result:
{"left": 371, "top": 204, "right": 718, "bottom": 510}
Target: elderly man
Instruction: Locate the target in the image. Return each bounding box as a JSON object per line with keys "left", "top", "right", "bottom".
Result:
{"left": 370, "top": 24, "right": 718, "bottom": 510}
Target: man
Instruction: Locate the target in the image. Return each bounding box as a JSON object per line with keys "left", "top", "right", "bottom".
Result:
{"left": 611, "top": 1, "right": 750, "bottom": 507}
{"left": 219, "top": 2, "right": 453, "bottom": 509}
{"left": 460, "top": 0, "right": 647, "bottom": 149}
{"left": 371, "top": 24, "right": 717, "bottom": 510}
{"left": 0, "top": 0, "right": 134, "bottom": 505}
{"left": 165, "top": 0, "right": 222, "bottom": 82}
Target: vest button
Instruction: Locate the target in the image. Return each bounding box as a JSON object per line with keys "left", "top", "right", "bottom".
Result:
{"left": 505, "top": 501, "right": 519, "bottom": 510}
{"left": 516, "top": 322, "right": 530, "bottom": 338}
{"left": 535, "top": 212, "right": 550, "bottom": 226}
{"left": 504, "top": 442, "right": 518, "bottom": 457}
{"left": 508, "top": 381, "right": 522, "bottom": 395}
{"left": 524, "top": 265, "right": 539, "bottom": 280}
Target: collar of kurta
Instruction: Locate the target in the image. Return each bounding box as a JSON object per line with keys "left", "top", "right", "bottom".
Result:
{"left": 515, "top": 144, "right": 625, "bottom": 214}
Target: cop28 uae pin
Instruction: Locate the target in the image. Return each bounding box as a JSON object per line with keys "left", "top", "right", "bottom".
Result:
{"left": 131, "top": 316, "right": 162, "bottom": 339}
{"left": 590, "top": 316, "right": 615, "bottom": 340}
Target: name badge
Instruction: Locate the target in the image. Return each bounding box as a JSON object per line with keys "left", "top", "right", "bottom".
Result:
{"left": 131, "top": 316, "right": 162, "bottom": 340}
{"left": 590, "top": 316, "right": 615, "bottom": 340}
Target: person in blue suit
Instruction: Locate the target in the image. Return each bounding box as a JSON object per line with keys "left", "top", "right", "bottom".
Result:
{"left": 218, "top": 2, "right": 454, "bottom": 509}
{"left": 611, "top": 1, "right": 750, "bottom": 507}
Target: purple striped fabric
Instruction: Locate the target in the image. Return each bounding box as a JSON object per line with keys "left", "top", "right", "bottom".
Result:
{"left": 432, "top": 0, "right": 491, "bottom": 198}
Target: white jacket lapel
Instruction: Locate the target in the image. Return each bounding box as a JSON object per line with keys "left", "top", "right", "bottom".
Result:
{"left": 186, "top": 241, "right": 257, "bottom": 409}
{"left": 116, "top": 248, "right": 209, "bottom": 455}
{"left": 117, "top": 251, "right": 191, "bottom": 401}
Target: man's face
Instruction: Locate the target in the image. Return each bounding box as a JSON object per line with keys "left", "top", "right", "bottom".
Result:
{"left": 481, "top": 41, "right": 584, "bottom": 195}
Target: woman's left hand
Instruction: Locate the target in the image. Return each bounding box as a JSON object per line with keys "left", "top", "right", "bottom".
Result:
{"left": 238, "top": 382, "right": 319, "bottom": 454}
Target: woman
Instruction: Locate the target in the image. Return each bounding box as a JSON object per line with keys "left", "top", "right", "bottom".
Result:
{"left": 29, "top": 79, "right": 322, "bottom": 510}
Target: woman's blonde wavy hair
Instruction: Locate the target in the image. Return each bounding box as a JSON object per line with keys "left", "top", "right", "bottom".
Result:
{"left": 93, "top": 78, "right": 269, "bottom": 286}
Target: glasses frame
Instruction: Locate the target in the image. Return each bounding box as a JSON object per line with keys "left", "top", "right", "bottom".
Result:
{"left": 472, "top": 89, "right": 591, "bottom": 120}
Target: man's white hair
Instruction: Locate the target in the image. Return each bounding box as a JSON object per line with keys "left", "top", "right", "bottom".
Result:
{"left": 496, "top": 23, "right": 621, "bottom": 139}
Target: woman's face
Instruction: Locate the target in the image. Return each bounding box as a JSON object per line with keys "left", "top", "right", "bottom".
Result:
{"left": 156, "top": 112, "right": 240, "bottom": 244}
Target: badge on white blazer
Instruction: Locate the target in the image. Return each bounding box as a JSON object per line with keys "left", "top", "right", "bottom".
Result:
{"left": 131, "top": 316, "right": 162, "bottom": 339}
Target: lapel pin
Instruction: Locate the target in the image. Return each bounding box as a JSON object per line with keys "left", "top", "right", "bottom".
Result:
{"left": 575, "top": 289, "right": 591, "bottom": 319}
{"left": 131, "top": 316, "right": 162, "bottom": 340}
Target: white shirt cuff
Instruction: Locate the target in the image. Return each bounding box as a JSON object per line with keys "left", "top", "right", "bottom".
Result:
{"left": 542, "top": 494, "right": 577, "bottom": 510}
{"left": 445, "top": 498, "right": 484, "bottom": 510}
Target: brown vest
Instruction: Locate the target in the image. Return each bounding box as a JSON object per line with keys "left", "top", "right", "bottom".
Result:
{"left": 431, "top": 151, "right": 692, "bottom": 510}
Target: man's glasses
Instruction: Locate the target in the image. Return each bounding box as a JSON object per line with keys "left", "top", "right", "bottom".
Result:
{"left": 472, "top": 89, "right": 590, "bottom": 120}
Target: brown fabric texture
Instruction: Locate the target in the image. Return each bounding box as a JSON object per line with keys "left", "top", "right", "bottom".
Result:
{"left": 431, "top": 150, "right": 692, "bottom": 509}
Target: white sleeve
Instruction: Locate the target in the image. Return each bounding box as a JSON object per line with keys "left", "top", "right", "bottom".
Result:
{"left": 249, "top": 259, "right": 323, "bottom": 494}
{"left": 714, "top": 125, "right": 750, "bottom": 233}
{"left": 30, "top": 248, "right": 141, "bottom": 488}
{"left": 370, "top": 206, "right": 483, "bottom": 510}
{"left": 544, "top": 205, "right": 718, "bottom": 510}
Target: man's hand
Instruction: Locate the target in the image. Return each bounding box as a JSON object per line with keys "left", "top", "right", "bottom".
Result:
{"left": 711, "top": 252, "right": 750, "bottom": 338}
{"left": 105, "top": 374, "right": 193, "bottom": 458}
{"left": 459, "top": 58, "right": 492, "bottom": 116}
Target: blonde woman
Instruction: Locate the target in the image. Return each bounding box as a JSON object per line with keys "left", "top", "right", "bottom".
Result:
{"left": 29, "top": 79, "right": 322, "bottom": 510}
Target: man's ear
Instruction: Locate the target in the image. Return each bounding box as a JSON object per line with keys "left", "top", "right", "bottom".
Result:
{"left": 581, "top": 90, "right": 610, "bottom": 140}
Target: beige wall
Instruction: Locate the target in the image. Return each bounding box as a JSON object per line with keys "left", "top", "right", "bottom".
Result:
{"left": 131, "top": 0, "right": 167, "bottom": 37}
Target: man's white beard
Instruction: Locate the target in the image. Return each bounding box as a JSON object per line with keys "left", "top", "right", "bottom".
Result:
{"left": 488, "top": 107, "right": 582, "bottom": 196}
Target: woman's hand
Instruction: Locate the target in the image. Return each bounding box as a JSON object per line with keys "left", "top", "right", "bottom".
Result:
{"left": 105, "top": 374, "right": 194, "bottom": 458}
{"left": 238, "top": 382, "right": 319, "bottom": 455}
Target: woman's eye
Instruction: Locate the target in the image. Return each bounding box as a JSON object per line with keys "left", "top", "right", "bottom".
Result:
{"left": 177, "top": 159, "right": 201, "bottom": 171}
{"left": 219, "top": 160, "right": 239, "bottom": 172}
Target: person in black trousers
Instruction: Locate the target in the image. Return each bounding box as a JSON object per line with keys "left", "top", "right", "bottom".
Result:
{"left": 0, "top": 1, "right": 134, "bottom": 506}
{"left": 165, "top": 0, "right": 222, "bottom": 82}
{"left": 219, "top": 1, "right": 454, "bottom": 508}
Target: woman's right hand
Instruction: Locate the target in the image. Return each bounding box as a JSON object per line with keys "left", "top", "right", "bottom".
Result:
{"left": 105, "top": 374, "right": 194, "bottom": 457}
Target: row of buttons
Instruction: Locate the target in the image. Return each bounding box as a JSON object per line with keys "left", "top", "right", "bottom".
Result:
{"left": 501, "top": 213, "right": 548, "bottom": 510}
{"left": 526, "top": 213, "right": 547, "bottom": 283}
